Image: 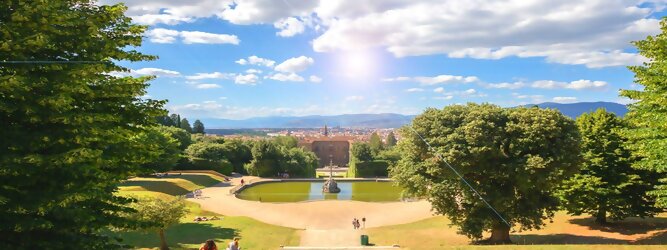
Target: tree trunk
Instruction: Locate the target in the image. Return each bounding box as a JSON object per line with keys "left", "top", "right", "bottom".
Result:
{"left": 159, "top": 229, "right": 169, "bottom": 250}
{"left": 488, "top": 224, "right": 512, "bottom": 244}
{"left": 595, "top": 208, "right": 607, "bottom": 224}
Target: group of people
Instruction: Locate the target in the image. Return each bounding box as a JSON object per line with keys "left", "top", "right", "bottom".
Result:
{"left": 193, "top": 189, "right": 203, "bottom": 199}
{"left": 193, "top": 216, "right": 220, "bottom": 222}
{"left": 352, "top": 217, "right": 366, "bottom": 229}
{"left": 199, "top": 238, "right": 240, "bottom": 250}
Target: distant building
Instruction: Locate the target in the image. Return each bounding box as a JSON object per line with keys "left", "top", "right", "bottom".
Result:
{"left": 299, "top": 126, "right": 354, "bottom": 167}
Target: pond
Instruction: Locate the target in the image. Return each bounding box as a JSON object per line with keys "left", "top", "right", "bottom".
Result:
{"left": 236, "top": 181, "right": 403, "bottom": 202}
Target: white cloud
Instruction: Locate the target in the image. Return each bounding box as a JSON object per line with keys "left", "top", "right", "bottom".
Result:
{"left": 434, "top": 88, "right": 486, "bottom": 98}
{"left": 131, "top": 14, "right": 194, "bottom": 25}
{"left": 245, "top": 69, "right": 263, "bottom": 74}
{"left": 531, "top": 79, "right": 608, "bottom": 90}
{"left": 131, "top": 68, "right": 181, "bottom": 77}
{"left": 235, "top": 56, "right": 276, "bottom": 67}
{"left": 274, "top": 56, "right": 315, "bottom": 73}
{"left": 311, "top": 0, "right": 662, "bottom": 68}
{"left": 186, "top": 72, "right": 235, "bottom": 80}
{"left": 274, "top": 17, "right": 306, "bottom": 37}
{"left": 267, "top": 73, "right": 305, "bottom": 82}
{"left": 195, "top": 83, "right": 222, "bottom": 89}
{"left": 146, "top": 28, "right": 180, "bottom": 43}
{"left": 406, "top": 88, "right": 424, "bottom": 92}
{"left": 234, "top": 74, "right": 260, "bottom": 85}
{"left": 219, "top": 0, "right": 318, "bottom": 25}
{"left": 486, "top": 82, "right": 526, "bottom": 89}
{"left": 553, "top": 97, "right": 578, "bottom": 103}
{"left": 146, "top": 28, "right": 239, "bottom": 44}
{"left": 309, "top": 75, "right": 323, "bottom": 83}
{"left": 384, "top": 75, "right": 478, "bottom": 85}
{"left": 345, "top": 96, "right": 364, "bottom": 101}
{"left": 434, "top": 87, "right": 445, "bottom": 93}
{"left": 180, "top": 31, "right": 240, "bottom": 44}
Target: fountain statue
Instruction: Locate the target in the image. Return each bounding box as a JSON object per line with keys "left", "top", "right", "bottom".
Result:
{"left": 322, "top": 159, "right": 341, "bottom": 193}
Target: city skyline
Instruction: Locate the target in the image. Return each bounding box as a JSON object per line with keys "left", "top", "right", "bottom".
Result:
{"left": 102, "top": 0, "right": 667, "bottom": 119}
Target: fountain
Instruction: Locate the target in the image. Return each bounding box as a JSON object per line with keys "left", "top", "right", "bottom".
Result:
{"left": 322, "top": 159, "right": 341, "bottom": 193}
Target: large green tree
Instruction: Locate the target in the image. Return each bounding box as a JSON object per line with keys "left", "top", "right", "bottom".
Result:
{"left": 351, "top": 142, "right": 373, "bottom": 162}
{"left": 0, "top": 1, "right": 164, "bottom": 248}
{"left": 619, "top": 18, "right": 667, "bottom": 208}
{"left": 559, "top": 109, "right": 659, "bottom": 224}
{"left": 391, "top": 104, "right": 581, "bottom": 243}
{"left": 138, "top": 126, "right": 181, "bottom": 173}
{"left": 192, "top": 119, "right": 205, "bottom": 134}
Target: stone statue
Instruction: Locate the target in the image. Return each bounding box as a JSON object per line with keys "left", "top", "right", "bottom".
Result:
{"left": 322, "top": 159, "right": 340, "bottom": 193}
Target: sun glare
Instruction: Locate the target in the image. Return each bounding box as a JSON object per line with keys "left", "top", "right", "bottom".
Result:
{"left": 337, "top": 50, "right": 380, "bottom": 81}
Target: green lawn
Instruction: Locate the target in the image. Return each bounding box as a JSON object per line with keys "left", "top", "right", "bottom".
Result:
{"left": 365, "top": 213, "right": 667, "bottom": 249}
{"left": 111, "top": 173, "right": 301, "bottom": 250}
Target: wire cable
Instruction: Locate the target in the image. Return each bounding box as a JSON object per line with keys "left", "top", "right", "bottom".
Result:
{"left": 407, "top": 125, "right": 512, "bottom": 227}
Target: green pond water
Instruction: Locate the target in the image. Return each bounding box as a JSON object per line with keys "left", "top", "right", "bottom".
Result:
{"left": 236, "top": 181, "right": 403, "bottom": 202}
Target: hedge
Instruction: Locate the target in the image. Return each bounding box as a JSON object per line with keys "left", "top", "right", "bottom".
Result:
{"left": 174, "top": 157, "right": 233, "bottom": 175}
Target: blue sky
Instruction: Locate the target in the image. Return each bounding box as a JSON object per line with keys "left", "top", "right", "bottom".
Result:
{"left": 103, "top": 0, "right": 667, "bottom": 120}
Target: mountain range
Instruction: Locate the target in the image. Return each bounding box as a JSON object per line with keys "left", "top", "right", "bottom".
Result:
{"left": 202, "top": 102, "right": 628, "bottom": 129}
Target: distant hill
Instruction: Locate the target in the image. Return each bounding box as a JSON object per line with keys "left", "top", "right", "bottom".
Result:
{"left": 525, "top": 102, "right": 627, "bottom": 118}
{"left": 202, "top": 113, "right": 416, "bottom": 129}
{"left": 201, "top": 102, "right": 627, "bottom": 129}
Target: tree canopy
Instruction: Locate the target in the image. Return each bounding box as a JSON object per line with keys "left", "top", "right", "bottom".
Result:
{"left": 391, "top": 104, "right": 581, "bottom": 243}
{"left": 351, "top": 142, "right": 374, "bottom": 162}
{"left": 127, "top": 196, "right": 187, "bottom": 250}
{"left": 559, "top": 109, "right": 660, "bottom": 224}
{"left": 0, "top": 1, "right": 164, "bottom": 248}
{"left": 619, "top": 18, "right": 667, "bottom": 208}
{"left": 180, "top": 118, "right": 192, "bottom": 133}
{"left": 369, "top": 132, "right": 384, "bottom": 155}
{"left": 192, "top": 119, "right": 205, "bottom": 134}
{"left": 386, "top": 131, "right": 397, "bottom": 147}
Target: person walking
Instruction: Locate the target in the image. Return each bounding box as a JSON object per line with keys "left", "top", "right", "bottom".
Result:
{"left": 352, "top": 218, "right": 357, "bottom": 229}
{"left": 362, "top": 217, "right": 366, "bottom": 229}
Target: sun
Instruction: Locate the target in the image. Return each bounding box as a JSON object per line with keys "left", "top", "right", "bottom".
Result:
{"left": 336, "top": 49, "right": 379, "bottom": 81}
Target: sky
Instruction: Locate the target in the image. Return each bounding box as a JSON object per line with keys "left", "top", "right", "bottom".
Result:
{"left": 101, "top": 0, "right": 667, "bottom": 120}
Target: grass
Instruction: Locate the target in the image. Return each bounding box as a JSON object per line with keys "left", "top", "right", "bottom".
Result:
{"left": 111, "top": 173, "right": 301, "bottom": 249}
{"left": 365, "top": 213, "right": 667, "bottom": 249}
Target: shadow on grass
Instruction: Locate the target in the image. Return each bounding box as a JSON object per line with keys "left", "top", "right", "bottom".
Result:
{"left": 569, "top": 217, "right": 667, "bottom": 235}
{"left": 118, "top": 180, "right": 190, "bottom": 196}
{"left": 634, "top": 230, "right": 667, "bottom": 244}
{"left": 511, "top": 234, "right": 630, "bottom": 245}
{"left": 116, "top": 222, "right": 238, "bottom": 248}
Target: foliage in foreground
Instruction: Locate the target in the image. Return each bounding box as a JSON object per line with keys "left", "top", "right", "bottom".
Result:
{"left": 391, "top": 104, "right": 581, "bottom": 243}
{"left": 559, "top": 109, "right": 660, "bottom": 224}
{"left": 620, "top": 18, "right": 667, "bottom": 209}
{"left": 0, "top": 1, "right": 164, "bottom": 249}
{"left": 127, "top": 196, "right": 187, "bottom": 250}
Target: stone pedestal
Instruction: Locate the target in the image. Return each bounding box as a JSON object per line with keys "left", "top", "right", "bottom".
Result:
{"left": 322, "top": 178, "right": 341, "bottom": 193}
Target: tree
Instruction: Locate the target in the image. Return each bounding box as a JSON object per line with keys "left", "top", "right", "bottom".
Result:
{"left": 180, "top": 118, "right": 192, "bottom": 133}
{"left": 137, "top": 126, "right": 181, "bottom": 173}
{"left": 128, "top": 196, "right": 187, "bottom": 250}
{"left": 157, "top": 126, "right": 192, "bottom": 151}
{"left": 351, "top": 142, "right": 374, "bottom": 162}
{"left": 192, "top": 119, "right": 205, "bottom": 134}
{"left": 273, "top": 135, "right": 298, "bottom": 149}
{"left": 391, "top": 104, "right": 581, "bottom": 243}
{"left": 386, "top": 131, "right": 397, "bottom": 147}
{"left": 221, "top": 139, "right": 253, "bottom": 174}
{"left": 156, "top": 115, "right": 175, "bottom": 127}
{"left": 185, "top": 142, "right": 227, "bottom": 162}
{"left": 369, "top": 132, "right": 384, "bottom": 155}
{"left": 559, "top": 109, "right": 660, "bottom": 224}
{"left": 619, "top": 18, "right": 667, "bottom": 208}
{"left": 246, "top": 140, "right": 282, "bottom": 177}
{"left": 0, "top": 1, "right": 165, "bottom": 248}
{"left": 170, "top": 114, "right": 181, "bottom": 128}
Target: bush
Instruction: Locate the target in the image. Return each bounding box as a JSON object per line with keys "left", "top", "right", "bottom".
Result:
{"left": 349, "top": 160, "right": 389, "bottom": 177}
{"left": 174, "top": 157, "right": 233, "bottom": 175}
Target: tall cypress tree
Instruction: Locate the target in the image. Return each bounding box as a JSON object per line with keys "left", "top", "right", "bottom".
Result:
{"left": 0, "top": 1, "right": 165, "bottom": 248}
{"left": 180, "top": 118, "right": 192, "bottom": 133}
{"left": 620, "top": 18, "right": 667, "bottom": 208}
